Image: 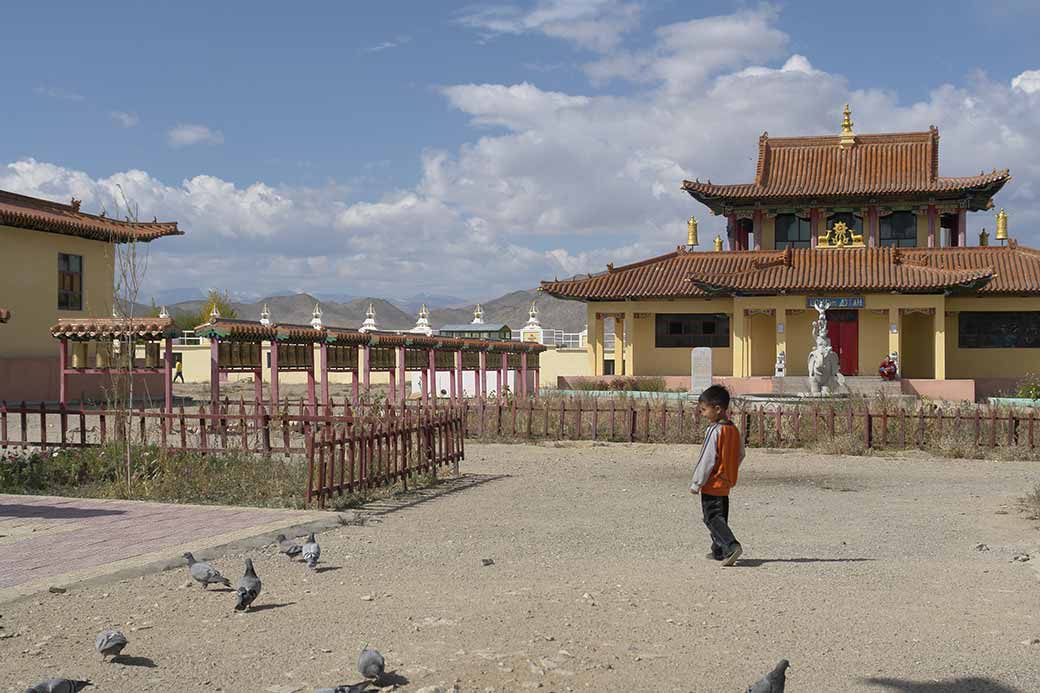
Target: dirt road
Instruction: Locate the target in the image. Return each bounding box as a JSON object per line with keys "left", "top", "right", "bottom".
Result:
{"left": 3, "top": 443, "right": 1039, "bottom": 692}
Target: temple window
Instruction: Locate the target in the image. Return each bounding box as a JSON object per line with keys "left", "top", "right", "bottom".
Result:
{"left": 58, "top": 253, "right": 83, "bottom": 310}
{"left": 826, "top": 212, "right": 863, "bottom": 236}
{"left": 655, "top": 314, "right": 730, "bottom": 348}
{"left": 879, "top": 211, "right": 917, "bottom": 247}
{"left": 774, "top": 214, "right": 812, "bottom": 249}
{"left": 958, "top": 312, "right": 1040, "bottom": 348}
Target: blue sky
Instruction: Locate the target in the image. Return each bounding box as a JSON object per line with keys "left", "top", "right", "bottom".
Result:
{"left": 3, "top": 1, "right": 1040, "bottom": 305}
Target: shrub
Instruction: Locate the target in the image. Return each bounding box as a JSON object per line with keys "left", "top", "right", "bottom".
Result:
{"left": 811, "top": 432, "right": 869, "bottom": 457}
{"left": 1019, "top": 482, "right": 1040, "bottom": 520}
{"left": 1016, "top": 373, "right": 1040, "bottom": 400}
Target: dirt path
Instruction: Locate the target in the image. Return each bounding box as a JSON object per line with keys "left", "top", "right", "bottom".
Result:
{"left": 2, "top": 443, "right": 1039, "bottom": 692}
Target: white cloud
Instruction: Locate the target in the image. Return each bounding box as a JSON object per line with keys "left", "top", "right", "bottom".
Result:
{"left": 366, "top": 35, "right": 411, "bottom": 52}
{"left": 110, "top": 111, "right": 140, "bottom": 128}
{"left": 33, "top": 85, "right": 84, "bottom": 102}
{"left": 167, "top": 124, "right": 224, "bottom": 147}
{"left": 1012, "top": 69, "right": 1040, "bottom": 93}
{"left": 459, "top": 0, "right": 640, "bottom": 52}
{"left": 6, "top": 7, "right": 1040, "bottom": 302}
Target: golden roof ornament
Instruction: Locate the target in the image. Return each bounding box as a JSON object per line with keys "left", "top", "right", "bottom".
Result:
{"left": 995, "top": 208, "right": 1008, "bottom": 243}
{"left": 979, "top": 228, "right": 989, "bottom": 246}
{"left": 686, "top": 216, "right": 699, "bottom": 247}
{"left": 839, "top": 103, "right": 856, "bottom": 148}
{"left": 713, "top": 235, "right": 723, "bottom": 252}
{"left": 818, "top": 220, "right": 864, "bottom": 248}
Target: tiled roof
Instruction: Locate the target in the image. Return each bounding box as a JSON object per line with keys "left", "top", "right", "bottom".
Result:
{"left": 0, "top": 308, "right": 10, "bottom": 324}
{"left": 0, "top": 189, "right": 182, "bottom": 242}
{"left": 682, "top": 130, "right": 1009, "bottom": 209}
{"left": 325, "top": 327, "right": 371, "bottom": 345}
{"left": 194, "top": 319, "right": 277, "bottom": 341}
{"left": 51, "top": 316, "right": 176, "bottom": 339}
{"left": 540, "top": 244, "right": 1040, "bottom": 300}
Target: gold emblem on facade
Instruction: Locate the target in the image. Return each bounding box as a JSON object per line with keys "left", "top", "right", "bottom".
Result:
{"left": 818, "top": 221, "right": 864, "bottom": 248}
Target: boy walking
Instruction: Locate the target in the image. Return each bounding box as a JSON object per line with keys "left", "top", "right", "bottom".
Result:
{"left": 690, "top": 385, "right": 744, "bottom": 566}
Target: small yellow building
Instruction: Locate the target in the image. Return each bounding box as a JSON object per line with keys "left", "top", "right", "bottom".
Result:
{"left": 541, "top": 110, "right": 1033, "bottom": 401}
{"left": 0, "top": 189, "right": 182, "bottom": 402}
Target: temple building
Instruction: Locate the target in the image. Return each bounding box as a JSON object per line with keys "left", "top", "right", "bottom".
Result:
{"left": 541, "top": 107, "right": 1038, "bottom": 401}
{"left": 0, "top": 189, "right": 182, "bottom": 402}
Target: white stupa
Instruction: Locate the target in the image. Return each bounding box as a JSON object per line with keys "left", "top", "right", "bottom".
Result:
{"left": 410, "top": 303, "right": 433, "bottom": 336}
{"left": 159, "top": 305, "right": 169, "bottom": 319}
{"left": 520, "top": 301, "right": 544, "bottom": 344}
{"left": 471, "top": 304, "right": 485, "bottom": 324}
{"left": 310, "top": 303, "right": 323, "bottom": 330}
{"left": 259, "top": 303, "right": 272, "bottom": 327}
{"left": 359, "top": 303, "right": 378, "bottom": 332}
{"left": 209, "top": 304, "right": 221, "bottom": 322}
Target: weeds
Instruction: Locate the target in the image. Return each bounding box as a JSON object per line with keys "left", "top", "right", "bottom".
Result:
{"left": 1019, "top": 482, "right": 1040, "bottom": 520}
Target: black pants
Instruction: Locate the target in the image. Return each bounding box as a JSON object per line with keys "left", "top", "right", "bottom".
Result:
{"left": 173, "top": 373, "right": 184, "bottom": 383}
{"left": 701, "top": 492, "right": 739, "bottom": 557}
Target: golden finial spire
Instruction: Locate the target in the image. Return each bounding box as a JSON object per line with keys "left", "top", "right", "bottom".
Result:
{"left": 713, "top": 235, "right": 723, "bottom": 252}
{"left": 979, "top": 228, "right": 989, "bottom": 246}
{"left": 686, "top": 216, "right": 699, "bottom": 247}
{"left": 839, "top": 103, "right": 856, "bottom": 147}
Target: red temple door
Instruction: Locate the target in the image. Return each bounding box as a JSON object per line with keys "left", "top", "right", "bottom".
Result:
{"left": 826, "top": 310, "right": 859, "bottom": 375}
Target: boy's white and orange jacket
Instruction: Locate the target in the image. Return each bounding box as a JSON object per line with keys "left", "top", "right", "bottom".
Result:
{"left": 690, "top": 420, "right": 745, "bottom": 496}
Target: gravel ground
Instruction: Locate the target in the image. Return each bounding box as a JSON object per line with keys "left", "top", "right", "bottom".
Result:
{"left": 2, "top": 442, "right": 1040, "bottom": 692}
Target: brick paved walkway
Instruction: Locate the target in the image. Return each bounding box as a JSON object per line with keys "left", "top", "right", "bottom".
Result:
{"left": 0, "top": 494, "right": 329, "bottom": 603}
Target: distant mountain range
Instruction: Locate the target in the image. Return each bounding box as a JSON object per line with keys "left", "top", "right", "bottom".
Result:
{"left": 151, "top": 288, "right": 587, "bottom": 333}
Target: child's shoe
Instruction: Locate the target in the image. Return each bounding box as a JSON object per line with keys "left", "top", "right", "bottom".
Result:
{"left": 721, "top": 544, "right": 742, "bottom": 567}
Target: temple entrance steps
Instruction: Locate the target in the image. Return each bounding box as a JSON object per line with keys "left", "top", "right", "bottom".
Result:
{"left": 773, "top": 375, "right": 902, "bottom": 398}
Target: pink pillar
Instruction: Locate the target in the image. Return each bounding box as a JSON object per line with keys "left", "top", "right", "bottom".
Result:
{"left": 396, "top": 346, "right": 406, "bottom": 406}
{"left": 429, "top": 349, "right": 437, "bottom": 409}
{"left": 866, "top": 206, "right": 878, "bottom": 247}
{"left": 389, "top": 369, "right": 397, "bottom": 406}
{"left": 501, "top": 352, "right": 508, "bottom": 395}
{"left": 164, "top": 337, "right": 173, "bottom": 414}
{"left": 752, "top": 210, "right": 763, "bottom": 250}
{"left": 520, "top": 351, "right": 528, "bottom": 399}
{"left": 810, "top": 208, "right": 820, "bottom": 248}
{"left": 59, "top": 339, "right": 68, "bottom": 406}
{"left": 253, "top": 368, "right": 262, "bottom": 408}
{"left": 927, "top": 205, "right": 937, "bottom": 248}
{"left": 362, "top": 345, "right": 371, "bottom": 393}
{"left": 306, "top": 347, "right": 317, "bottom": 417}
{"left": 534, "top": 367, "right": 540, "bottom": 397}
{"left": 455, "top": 351, "right": 464, "bottom": 401}
{"left": 957, "top": 207, "right": 967, "bottom": 247}
{"left": 210, "top": 338, "right": 220, "bottom": 409}
{"left": 420, "top": 352, "right": 429, "bottom": 407}
{"left": 351, "top": 369, "right": 359, "bottom": 406}
{"left": 269, "top": 342, "right": 280, "bottom": 410}
{"left": 479, "top": 351, "right": 487, "bottom": 400}
{"left": 319, "top": 343, "right": 329, "bottom": 411}
{"left": 449, "top": 367, "right": 457, "bottom": 403}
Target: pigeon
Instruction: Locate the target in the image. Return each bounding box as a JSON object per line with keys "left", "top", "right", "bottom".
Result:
{"left": 303, "top": 532, "right": 321, "bottom": 570}
{"left": 182, "top": 552, "right": 231, "bottom": 589}
{"left": 94, "top": 629, "right": 128, "bottom": 660}
{"left": 357, "top": 645, "right": 385, "bottom": 681}
{"left": 313, "top": 685, "right": 370, "bottom": 693}
{"left": 24, "top": 680, "right": 92, "bottom": 693}
{"left": 748, "top": 659, "right": 789, "bottom": 693}
{"left": 234, "top": 558, "right": 262, "bottom": 611}
{"left": 276, "top": 533, "right": 302, "bottom": 559}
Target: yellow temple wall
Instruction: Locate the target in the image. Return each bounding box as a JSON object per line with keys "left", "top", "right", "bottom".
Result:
{"left": 944, "top": 297, "right": 1040, "bottom": 379}
{"left": 858, "top": 310, "right": 890, "bottom": 374}
{"left": 916, "top": 210, "right": 930, "bottom": 247}
{"left": 760, "top": 216, "right": 775, "bottom": 250}
{"left": 0, "top": 225, "right": 115, "bottom": 359}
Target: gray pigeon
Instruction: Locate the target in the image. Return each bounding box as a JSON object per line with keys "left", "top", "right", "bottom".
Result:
{"left": 748, "top": 659, "right": 789, "bottom": 693}
{"left": 314, "top": 685, "right": 370, "bottom": 693}
{"left": 183, "top": 552, "right": 231, "bottom": 589}
{"left": 94, "top": 629, "right": 128, "bottom": 660}
{"left": 276, "top": 533, "right": 302, "bottom": 559}
{"left": 302, "top": 532, "right": 321, "bottom": 570}
{"left": 234, "top": 558, "right": 262, "bottom": 611}
{"left": 24, "top": 680, "right": 92, "bottom": 693}
{"left": 357, "top": 645, "right": 385, "bottom": 681}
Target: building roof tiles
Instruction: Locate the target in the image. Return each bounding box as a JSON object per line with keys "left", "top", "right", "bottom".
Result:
{"left": 540, "top": 245, "right": 1040, "bottom": 300}
{"left": 681, "top": 130, "right": 1009, "bottom": 208}
{"left": 51, "top": 317, "right": 176, "bottom": 339}
{"left": 0, "top": 189, "right": 182, "bottom": 242}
